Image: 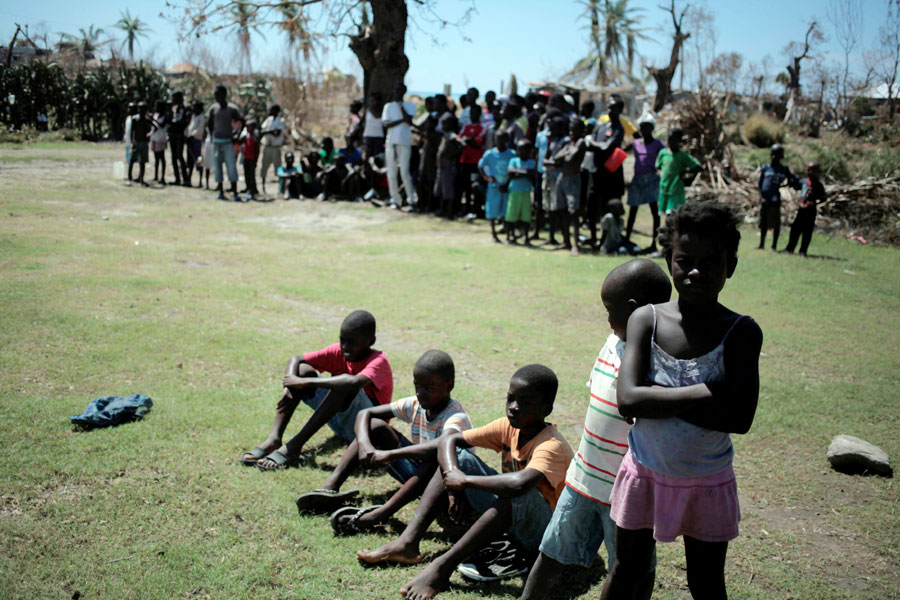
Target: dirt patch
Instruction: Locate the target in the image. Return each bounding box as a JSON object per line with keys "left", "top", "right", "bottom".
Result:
{"left": 740, "top": 497, "right": 899, "bottom": 597}
{"left": 245, "top": 202, "right": 400, "bottom": 233}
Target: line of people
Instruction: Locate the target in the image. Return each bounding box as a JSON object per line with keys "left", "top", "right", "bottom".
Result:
{"left": 123, "top": 84, "right": 288, "bottom": 201}
{"left": 236, "top": 200, "right": 763, "bottom": 600}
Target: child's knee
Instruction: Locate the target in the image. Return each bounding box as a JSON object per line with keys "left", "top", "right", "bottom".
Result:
{"left": 295, "top": 363, "right": 317, "bottom": 377}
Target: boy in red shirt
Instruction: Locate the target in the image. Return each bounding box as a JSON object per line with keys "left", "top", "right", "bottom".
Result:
{"left": 458, "top": 105, "right": 486, "bottom": 218}
{"left": 239, "top": 119, "right": 261, "bottom": 200}
{"left": 241, "top": 310, "right": 394, "bottom": 470}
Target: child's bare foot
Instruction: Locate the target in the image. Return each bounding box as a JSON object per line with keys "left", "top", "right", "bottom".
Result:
{"left": 400, "top": 564, "right": 449, "bottom": 599}
{"left": 570, "top": 245, "right": 580, "bottom": 256}
{"left": 357, "top": 539, "right": 422, "bottom": 565}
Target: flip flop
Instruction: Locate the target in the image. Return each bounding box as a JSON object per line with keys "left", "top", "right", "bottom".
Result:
{"left": 295, "top": 488, "right": 360, "bottom": 514}
{"left": 257, "top": 450, "right": 304, "bottom": 471}
{"left": 331, "top": 504, "right": 383, "bottom": 536}
{"left": 239, "top": 446, "right": 268, "bottom": 466}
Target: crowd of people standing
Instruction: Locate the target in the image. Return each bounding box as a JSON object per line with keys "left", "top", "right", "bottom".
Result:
{"left": 121, "top": 79, "right": 823, "bottom": 257}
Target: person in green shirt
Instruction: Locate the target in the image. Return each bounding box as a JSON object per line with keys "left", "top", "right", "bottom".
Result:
{"left": 655, "top": 128, "right": 701, "bottom": 214}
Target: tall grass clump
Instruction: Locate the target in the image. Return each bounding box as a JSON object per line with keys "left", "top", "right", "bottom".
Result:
{"left": 743, "top": 114, "right": 786, "bottom": 148}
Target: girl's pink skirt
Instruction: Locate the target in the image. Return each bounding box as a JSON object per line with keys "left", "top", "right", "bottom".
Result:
{"left": 609, "top": 450, "right": 740, "bottom": 543}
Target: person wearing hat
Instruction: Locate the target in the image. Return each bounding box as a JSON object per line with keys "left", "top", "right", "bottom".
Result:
{"left": 625, "top": 112, "right": 665, "bottom": 251}
{"left": 757, "top": 143, "right": 801, "bottom": 250}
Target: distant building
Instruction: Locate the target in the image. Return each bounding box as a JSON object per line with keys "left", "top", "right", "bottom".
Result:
{"left": 0, "top": 40, "right": 51, "bottom": 66}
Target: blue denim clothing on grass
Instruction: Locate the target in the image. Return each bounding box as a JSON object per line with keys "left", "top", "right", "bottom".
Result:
{"left": 457, "top": 448, "right": 553, "bottom": 551}
{"left": 300, "top": 385, "right": 373, "bottom": 443}
{"left": 70, "top": 394, "right": 153, "bottom": 429}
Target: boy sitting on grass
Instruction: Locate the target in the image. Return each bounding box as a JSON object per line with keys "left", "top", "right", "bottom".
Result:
{"left": 520, "top": 258, "right": 671, "bottom": 600}
{"left": 241, "top": 310, "right": 394, "bottom": 470}
{"left": 357, "top": 364, "right": 574, "bottom": 600}
{"left": 294, "top": 350, "right": 473, "bottom": 536}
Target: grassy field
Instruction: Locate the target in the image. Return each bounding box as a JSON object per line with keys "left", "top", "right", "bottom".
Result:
{"left": 1, "top": 142, "right": 898, "bottom": 600}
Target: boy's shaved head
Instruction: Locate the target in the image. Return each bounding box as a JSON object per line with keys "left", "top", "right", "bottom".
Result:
{"left": 415, "top": 350, "right": 455, "bottom": 382}
{"left": 511, "top": 364, "right": 558, "bottom": 408}
{"left": 341, "top": 310, "right": 376, "bottom": 337}
{"left": 602, "top": 258, "right": 672, "bottom": 306}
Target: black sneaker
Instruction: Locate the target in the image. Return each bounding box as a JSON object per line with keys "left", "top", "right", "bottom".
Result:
{"left": 457, "top": 537, "right": 531, "bottom": 582}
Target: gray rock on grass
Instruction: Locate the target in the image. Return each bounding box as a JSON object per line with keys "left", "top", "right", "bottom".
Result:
{"left": 827, "top": 435, "right": 893, "bottom": 477}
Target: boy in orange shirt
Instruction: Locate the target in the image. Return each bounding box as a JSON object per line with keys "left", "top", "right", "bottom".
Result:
{"left": 357, "top": 364, "right": 574, "bottom": 600}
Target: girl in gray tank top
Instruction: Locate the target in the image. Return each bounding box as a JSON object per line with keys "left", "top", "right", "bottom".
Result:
{"left": 604, "top": 201, "right": 763, "bottom": 600}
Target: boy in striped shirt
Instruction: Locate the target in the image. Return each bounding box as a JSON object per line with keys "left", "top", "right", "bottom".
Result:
{"left": 520, "top": 259, "right": 671, "bottom": 600}
{"left": 295, "top": 350, "right": 472, "bottom": 534}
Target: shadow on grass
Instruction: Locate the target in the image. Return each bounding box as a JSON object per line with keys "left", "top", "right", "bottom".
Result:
{"left": 779, "top": 251, "right": 847, "bottom": 261}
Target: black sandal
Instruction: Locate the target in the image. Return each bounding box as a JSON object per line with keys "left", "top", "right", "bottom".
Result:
{"left": 330, "top": 504, "right": 383, "bottom": 536}
{"left": 294, "top": 488, "right": 359, "bottom": 514}
{"left": 257, "top": 450, "right": 305, "bottom": 471}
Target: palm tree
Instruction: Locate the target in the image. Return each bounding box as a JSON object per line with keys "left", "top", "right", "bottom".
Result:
{"left": 114, "top": 10, "right": 151, "bottom": 61}
{"left": 566, "top": 0, "right": 646, "bottom": 87}
{"left": 229, "top": 2, "right": 264, "bottom": 74}
{"left": 58, "top": 25, "right": 107, "bottom": 66}
{"left": 279, "top": 3, "right": 313, "bottom": 60}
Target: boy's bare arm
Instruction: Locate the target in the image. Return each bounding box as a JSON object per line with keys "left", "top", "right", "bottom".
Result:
{"left": 366, "top": 434, "right": 448, "bottom": 465}
{"left": 445, "top": 466, "right": 544, "bottom": 498}
{"left": 354, "top": 404, "right": 397, "bottom": 462}
{"left": 436, "top": 433, "right": 544, "bottom": 497}
{"left": 283, "top": 372, "right": 371, "bottom": 395}
{"left": 678, "top": 319, "right": 763, "bottom": 434}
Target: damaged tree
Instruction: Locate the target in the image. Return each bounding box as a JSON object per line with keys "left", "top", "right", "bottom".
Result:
{"left": 347, "top": 1, "right": 408, "bottom": 103}
{"left": 176, "top": 1, "right": 470, "bottom": 104}
{"left": 647, "top": 0, "right": 689, "bottom": 112}
{"left": 783, "top": 20, "right": 824, "bottom": 123}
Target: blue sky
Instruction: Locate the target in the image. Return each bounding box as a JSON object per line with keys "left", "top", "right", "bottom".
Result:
{"left": 2, "top": 0, "right": 891, "bottom": 96}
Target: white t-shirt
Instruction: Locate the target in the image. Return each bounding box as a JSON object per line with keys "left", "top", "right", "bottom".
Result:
{"left": 381, "top": 101, "right": 416, "bottom": 146}
{"left": 260, "top": 115, "right": 286, "bottom": 147}
{"left": 363, "top": 109, "right": 384, "bottom": 138}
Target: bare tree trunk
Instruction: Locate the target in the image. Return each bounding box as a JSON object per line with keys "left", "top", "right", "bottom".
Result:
{"left": 6, "top": 24, "right": 22, "bottom": 68}
{"left": 349, "top": 0, "right": 409, "bottom": 104}
{"left": 647, "top": 0, "right": 689, "bottom": 113}
{"left": 784, "top": 21, "right": 818, "bottom": 123}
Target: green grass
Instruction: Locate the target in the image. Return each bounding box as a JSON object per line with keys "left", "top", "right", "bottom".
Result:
{"left": 1, "top": 143, "right": 899, "bottom": 599}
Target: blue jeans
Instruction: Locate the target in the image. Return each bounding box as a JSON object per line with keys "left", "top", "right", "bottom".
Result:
{"left": 456, "top": 449, "right": 553, "bottom": 551}
{"left": 300, "top": 385, "right": 373, "bottom": 443}
{"left": 385, "top": 433, "right": 423, "bottom": 484}
{"left": 213, "top": 138, "right": 237, "bottom": 183}
{"left": 539, "top": 485, "right": 657, "bottom": 570}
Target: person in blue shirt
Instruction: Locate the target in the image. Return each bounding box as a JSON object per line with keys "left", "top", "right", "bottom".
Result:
{"left": 277, "top": 151, "right": 303, "bottom": 199}
{"left": 506, "top": 139, "right": 537, "bottom": 245}
{"left": 478, "top": 131, "right": 515, "bottom": 243}
{"left": 757, "top": 144, "right": 801, "bottom": 250}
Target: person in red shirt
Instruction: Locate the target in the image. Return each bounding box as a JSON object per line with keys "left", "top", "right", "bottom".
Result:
{"left": 241, "top": 310, "right": 394, "bottom": 470}
{"left": 458, "top": 105, "right": 486, "bottom": 217}
{"left": 239, "top": 119, "right": 261, "bottom": 200}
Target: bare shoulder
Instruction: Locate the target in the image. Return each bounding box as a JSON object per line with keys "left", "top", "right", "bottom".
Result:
{"left": 725, "top": 310, "right": 763, "bottom": 349}
{"left": 628, "top": 304, "right": 656, "bottom": 328}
